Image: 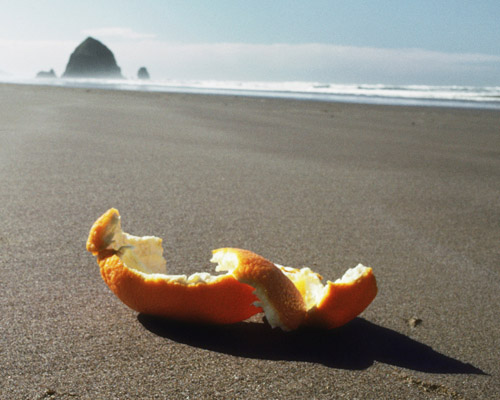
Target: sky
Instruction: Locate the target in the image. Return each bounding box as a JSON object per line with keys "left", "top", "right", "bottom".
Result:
{"left": 1, "top": 0, "right": 499, "bottom": 85}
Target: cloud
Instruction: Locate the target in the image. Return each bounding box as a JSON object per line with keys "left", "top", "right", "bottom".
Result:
{"left": 110, "top": 41, "right": 500, "bottom": 85}
{"left": 0, "top": 39, "right": 77, "bottom": 77}
{"left": 1, "top": 38, "right": 499, "bottom": 85}
{"left": 81, "top": 27, "right": 156, "bottom": 40}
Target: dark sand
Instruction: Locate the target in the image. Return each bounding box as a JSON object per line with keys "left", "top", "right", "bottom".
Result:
{"left": 1, "top": 83, "right": 499, "bottom": 399}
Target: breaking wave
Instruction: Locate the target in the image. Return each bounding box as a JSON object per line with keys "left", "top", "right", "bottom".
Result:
{"left": 3, "top": 76, "right": 500, "bottom": 109}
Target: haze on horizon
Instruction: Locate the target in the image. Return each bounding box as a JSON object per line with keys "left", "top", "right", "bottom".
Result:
{"left": 1, "top": 0, "right": 499, "bottom": 86}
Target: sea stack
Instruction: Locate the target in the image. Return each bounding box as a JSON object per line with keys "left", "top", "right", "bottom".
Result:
{"left": 137, "top": 67, "right": 150, "bottom": 80}
{"left": 36, "top": 69, "right": 57, "bottom": 78}
{"left": 62, "top": 37, "right": 123, "bottom": 78}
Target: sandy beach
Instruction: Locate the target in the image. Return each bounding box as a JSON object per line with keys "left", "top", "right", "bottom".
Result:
{"left": 1, "top": 83, "right": 499, "bottom": 399}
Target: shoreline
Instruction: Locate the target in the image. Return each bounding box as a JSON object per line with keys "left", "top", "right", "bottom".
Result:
{"left": 1, "top": 83, "right": 499, "bottom": 399}
{"left": 2, "top": 77, "right": 500, "bottom": 110}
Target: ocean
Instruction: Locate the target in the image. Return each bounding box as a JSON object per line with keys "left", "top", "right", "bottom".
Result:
{"left": 2, "top": 76, "right": 500, "bottom": 110}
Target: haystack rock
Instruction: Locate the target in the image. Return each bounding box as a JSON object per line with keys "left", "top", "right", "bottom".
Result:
{"left": 137, "top": 67, "right": 150, "bottom": 80}
{"left": 63, "top": 37, "right": 123, "bottom": 78}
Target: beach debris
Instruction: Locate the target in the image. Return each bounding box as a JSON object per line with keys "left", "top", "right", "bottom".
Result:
{"left": 213, "top": 248, "right": 377, "bottom": 331}
{"left": 407, "top": 317, "right": 423, "bottom": 328}
{"left": 87, "top": 208, "right": 377, "bottom": 331}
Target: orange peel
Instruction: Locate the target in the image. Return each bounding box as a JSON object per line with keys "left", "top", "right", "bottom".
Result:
{"left": 86, "top": 208, "right": 261, "bottom": 324}
{"left": 86, "top": 209, "right": 377, "bottom": 330}
{"left": 211, "top": 248, "right": 377, "bottom": 330}
{"left": 212, "top": 248, "right": 307, "bottom": 331}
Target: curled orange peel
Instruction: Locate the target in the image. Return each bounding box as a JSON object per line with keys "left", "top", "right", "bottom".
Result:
{"left": 86, "top": 209, "right": 377, "bottom": 330}
{"left": 212, "top": 248, "right": 307, "bottom": 331}
{"left": 86, "top": 208, "right": 261, "bottom": 324}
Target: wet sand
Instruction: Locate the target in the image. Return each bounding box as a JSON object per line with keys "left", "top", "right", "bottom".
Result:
{"left": 1, "top": 83, "right": 499, "bottom": 399}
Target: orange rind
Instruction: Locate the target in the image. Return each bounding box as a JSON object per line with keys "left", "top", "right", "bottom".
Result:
{"left": 211, "top": 248, "right": 377, "bottom": 330}
{"left": 212, "top": 248, "right": 307, "bottom": 331}
{"left": 86, "top": 209, "right": 377, "bottom": 330}
{"left": 302, "top": 265, "right": 378, "bottom": 329}
{"left": 86, "top": 209, "right": 261, "bottom": 324}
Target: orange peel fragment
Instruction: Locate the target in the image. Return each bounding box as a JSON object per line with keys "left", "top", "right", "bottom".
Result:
{"left": 211, "top": 248, "right": 377, "bottom": 330}
{"left": 86, "top": 209, "right": 377, "bottom": 330}
{"left": 86, "top": 209, "right": 261, "bottom": 324}
{"left": 212, "top": 248, "right": 307, "bottom": 331}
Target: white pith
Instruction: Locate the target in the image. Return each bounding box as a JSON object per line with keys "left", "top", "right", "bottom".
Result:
{"left": 251, "top": 287, "right": 285, "bottom": 330}
{"left": 334, "top": 264, "right": 369, "bottom": 284}
{"left": 104, "top": 214, "right": 225, "bottom": 284}
{"left": 277, "top": 265, "right": 326, "bottom": 311}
